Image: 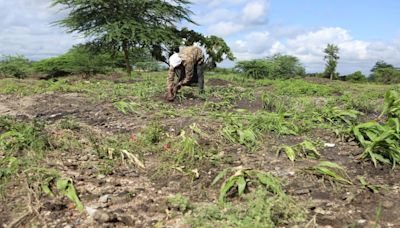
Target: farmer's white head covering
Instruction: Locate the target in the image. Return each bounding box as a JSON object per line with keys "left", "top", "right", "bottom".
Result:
{"left": 169, "top": 53, "right": 182, "bottom": 68}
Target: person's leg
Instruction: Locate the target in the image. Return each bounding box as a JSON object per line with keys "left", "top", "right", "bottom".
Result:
{"left": 197, "top": 63, "right": 205, "bottom": 93}
{"left": 172, "top": 66, "right": 185, "bottom": 98}
{"left": 166, "top": 69, "right": 176, "bottom": 101}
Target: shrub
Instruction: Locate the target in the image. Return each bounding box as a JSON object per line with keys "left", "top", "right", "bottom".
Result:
{"left": 370, "top": 68, "right": 400, "bottom": 84}
{"left": 134, "top": 61, "right": 162, "bottom": 72}
{"left": 32, "top": 45, "right": 117, "bottom": 77}
{"left": 0, "top": 55, "right": 32, "bottom": 78}
{"left": 235, "top": 54, "right": 305, "bottom": 79}
{"left": 346, "top": 71, "right": 367, "bottom": 82}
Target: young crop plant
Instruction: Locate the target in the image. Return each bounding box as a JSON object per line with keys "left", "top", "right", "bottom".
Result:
{"left": 137, "top": 122, "right": 165, "bottom": 145}
{"left": 277, "top": 140, "right": 320, "bottom": 162}
{"left": 114, "top": 100, "right": 139, "bottom": 115}
{"left": 211, "top": 167, "right": 284, "bottom": 203}
{"left": 308, "top": 161, "right": 352, "bottom": 185}
{"left": 261, "top": 92, "right": 287, "bottom": 113}
{"left": 378, "top": 90, "right": 400, "bottom": 119}
{"left": 42, "top": 175, "right": 84, "bottom": 212}
{"left": 352, "top": 90, "right": 400, "bottom": 167}
{"left": 314, "top": 106, "right": 362, "bottom": 126}
{"left": 250, "top": 111, "right": 299, "bottom": 136}
{"left": 353, "top": 120, "right": 400, "bottom": 167}
{"left": 222, "top": 124, "right": 258, "bottom": 150}
{"left": 173, "top": 130, "right": 203, "bottom": 168}
{"left": 357, "top": 176, "right": 387, "bottom": 194}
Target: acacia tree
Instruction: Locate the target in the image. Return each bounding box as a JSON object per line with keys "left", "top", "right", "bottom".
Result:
{"left": 323, "top": 43, "right": 340, "bottom": 80}
{"left": 52, "top": 0, "right": 194, "bottom": 75}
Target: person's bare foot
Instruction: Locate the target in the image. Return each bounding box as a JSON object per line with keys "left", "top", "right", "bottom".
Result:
{"left": 166, "top": 92, "right": 175, "bottom": 102}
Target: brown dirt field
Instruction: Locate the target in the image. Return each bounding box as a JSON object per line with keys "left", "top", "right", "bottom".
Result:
{"left": 1, "top": 80, "right": 399, "bottom": 228}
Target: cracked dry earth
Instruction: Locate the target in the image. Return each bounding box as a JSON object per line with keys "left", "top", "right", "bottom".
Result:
{"left": 1, "top": 82, "right": 400, "bottom": 228}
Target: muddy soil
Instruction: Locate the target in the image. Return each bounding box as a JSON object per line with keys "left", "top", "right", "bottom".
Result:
{"left": 1, "top": 82, "right": 400, "bottom": 228}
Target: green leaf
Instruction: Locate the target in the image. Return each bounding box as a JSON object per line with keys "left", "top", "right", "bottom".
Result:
{"left": 237, "top": 176, "right": 246, "bottom": 196}
{"left": 219, "top": 176, "right": 237, "bottom": 203}
{"left": 41, "top": 184, "right": 54, "bottom": 197}
{"left": 300, "top": 140, "right": 320, "bottom": 157}
{"left": 316, "top": 161, "right": 346, "bottom": 170}
{"left": 211, "top": 168, "right": 229, "bottom": 186}
{"left": 255, "top": 172, "right": 282, "bottom": 195}
{"left": 282, "top": 146, "right": 296, "bottom": 162}
{"left": 56, "top": 178, "right": 84, "bottom": 212}
{"left": 314, "top": 167, "right": 352, "bottom": 185}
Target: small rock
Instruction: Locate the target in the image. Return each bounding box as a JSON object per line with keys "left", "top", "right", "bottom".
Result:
{"left": 93, "top": 211, "right": 117, "bottom": 223}
{"left": 97, "top": 174, "right": 106, "bottom": 179}
{"left": 357, "top": 219, "right": 367, "bottom": 225}
{"left": 314, "top": 207, "right": 331, "bottom": 215}
{"left": 383, "top": 201, "right": 394, "bottom": 209}
{"left": 324, "top": 143, "right": 336, "bottom": 148}
{"left": 99, "top": 195, "right": 111, "bottom": 204}
{"left": 294, "top": 189, "right": 310, "bottom": 195}
{"left": 80, "top": 155, "right": 89, "bottom": 161}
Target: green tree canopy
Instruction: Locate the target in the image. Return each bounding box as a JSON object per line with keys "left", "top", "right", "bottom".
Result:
{"left": 371, "top": 60, "right": 394, "bottom": 72}
{"left": 52, "top": 0, "right": 194, "bottom": 75}
{"left": 150, "top": 28, "right": 235, "bottom": 69}
{"left": 323, "top": 44, "right": 340, "bottom": 80}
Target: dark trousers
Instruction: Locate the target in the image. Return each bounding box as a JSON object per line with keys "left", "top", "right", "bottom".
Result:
{"left": 176, "top": 62, "right": 205, "bottom": 93}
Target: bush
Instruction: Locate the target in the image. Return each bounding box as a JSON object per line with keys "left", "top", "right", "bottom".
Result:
{"left": 134, "top": 61, "right": 162, "bottom": 72}
{"left": 32, "top": 45, "right": 117, "bottom": 77}
{"left": 370, "top": 68, "right": 400, "bottom": 84}
{"left": 0, "top": 55, "right": 32, "bottom": 78}
{"left": 235, "top": 54, "right": 305, "bottom": 79}
{"left": 346, "top": 71, "right": 367, "bottom": 82}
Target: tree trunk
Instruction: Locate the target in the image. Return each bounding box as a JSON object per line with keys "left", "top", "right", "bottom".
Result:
{"left": 330, "top": 72, "right": 333, "bottom": 80}
{"left": 122, "top": 40, "right": 132, "bottom": 76}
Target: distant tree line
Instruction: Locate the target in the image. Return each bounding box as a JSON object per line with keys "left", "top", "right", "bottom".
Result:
{"left": 234, "top": 42, "right": 400, "bottom": 84}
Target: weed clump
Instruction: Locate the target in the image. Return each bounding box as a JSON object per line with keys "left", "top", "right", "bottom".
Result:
{"left": 167, "top": 194, "right": 192, "bottom": 213}
{"left": 0, "top": 117, "right": 50, "bottom": 157}
{"left": 188, "top": 188, "right": 305, "bottom": 227}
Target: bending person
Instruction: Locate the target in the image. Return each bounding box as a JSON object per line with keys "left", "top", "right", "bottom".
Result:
{"left": 166, "top": 45, "right": 205, "bottom": 101}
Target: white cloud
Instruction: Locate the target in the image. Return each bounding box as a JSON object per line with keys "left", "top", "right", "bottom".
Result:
{"left": 242, "top": 1, "right": 269, "bottom": 24}
{"left": 0, "top": 0, "right": 82, "bottom": 60}
{"left": 192, "top": 0, "right": 245, "bottom": 7}
{"left": 230, "top": 27, "right": 400, "bottom": 74}
{"left": 208, "top": 22, "right": 244, "bottom": 37}
{"left": 198, "top": 0, "right": 270, "bottom": 36}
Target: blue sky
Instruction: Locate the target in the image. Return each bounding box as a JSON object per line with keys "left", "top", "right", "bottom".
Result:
{"left": 1, "top": 0, "right": 399, "bottom": 74}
